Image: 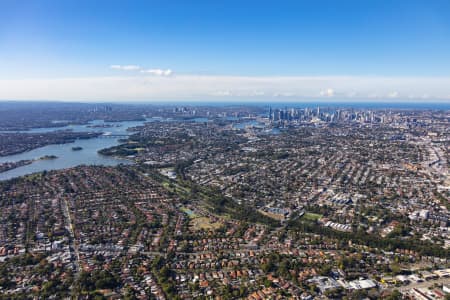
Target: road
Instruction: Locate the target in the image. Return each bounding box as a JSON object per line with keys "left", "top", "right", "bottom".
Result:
{"left": 61, "top": 195, "right": 81, "bottom": 278}
{"left": 389, "top": 278, "right": 449, "bottom": 292}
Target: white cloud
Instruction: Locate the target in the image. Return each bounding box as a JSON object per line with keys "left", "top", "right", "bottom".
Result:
{"left": 273, "top": 92, "right": 295, "bottom": 97}
{"left": 347, "top": 91, "right": 357, "bottom": 97}
{"left": 250, "top": 90, "right": 265, "bottom": 97}
{"left": 110, "top": 65, "right": 141, "bottom": 71}
{"left": 211, "top": 90, "right": 232, "bottom": 96}
{"left": 319, "top": 88, "right": 335, "bottom": 97}
{"left": 109, "top": 65, "right": 173, "bottom": 76}
{"left": 388, "top": 91, "right": 399, "bottom": 98}
{"left": 140, "top": 69, "right": 173, "bottom": 76}
{"left": 0, "top": 75, "right": 450, "bottom": 102}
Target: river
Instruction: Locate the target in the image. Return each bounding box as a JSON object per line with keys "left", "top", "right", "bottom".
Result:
{"left": 0, "top": 119, "right": 148, "bottom": 181}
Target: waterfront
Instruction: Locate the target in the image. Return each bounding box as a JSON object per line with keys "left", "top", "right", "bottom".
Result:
{"left": 0, "top": 117, "right": 262, "bottom": 180}
{"left": 0, "top": 119, "right": 146, "bottom": 181}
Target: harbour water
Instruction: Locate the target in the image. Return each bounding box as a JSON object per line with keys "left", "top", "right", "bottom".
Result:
{"left": 0, "top": 119, "right": 147, "bottom": 181}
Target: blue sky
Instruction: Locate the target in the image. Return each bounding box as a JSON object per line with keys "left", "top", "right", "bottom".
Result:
{"left": 1, "top": 0, "right": 450, "bottom": 101}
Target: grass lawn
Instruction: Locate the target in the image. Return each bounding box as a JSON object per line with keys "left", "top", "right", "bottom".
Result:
{"left": 302, "top": 212, "right": 323, "bottom": 221}
{"left": 190, "top": 217, "right": 223, "bottom": 231}
{"left": 259, "top": 209, "right": 285, "bottom": 221}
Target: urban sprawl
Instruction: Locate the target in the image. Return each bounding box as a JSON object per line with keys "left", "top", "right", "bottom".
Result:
{"left": 0, "top": 103, "right": 449, "bottom": 299}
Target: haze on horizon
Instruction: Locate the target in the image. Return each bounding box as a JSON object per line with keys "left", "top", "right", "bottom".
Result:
{"left": 1, "top": 0, "right": 450, "bottom": 103}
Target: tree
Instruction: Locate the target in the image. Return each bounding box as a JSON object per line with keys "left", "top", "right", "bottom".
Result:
{"left": 386, "top": 289, "right": 402, "bottom": 300}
